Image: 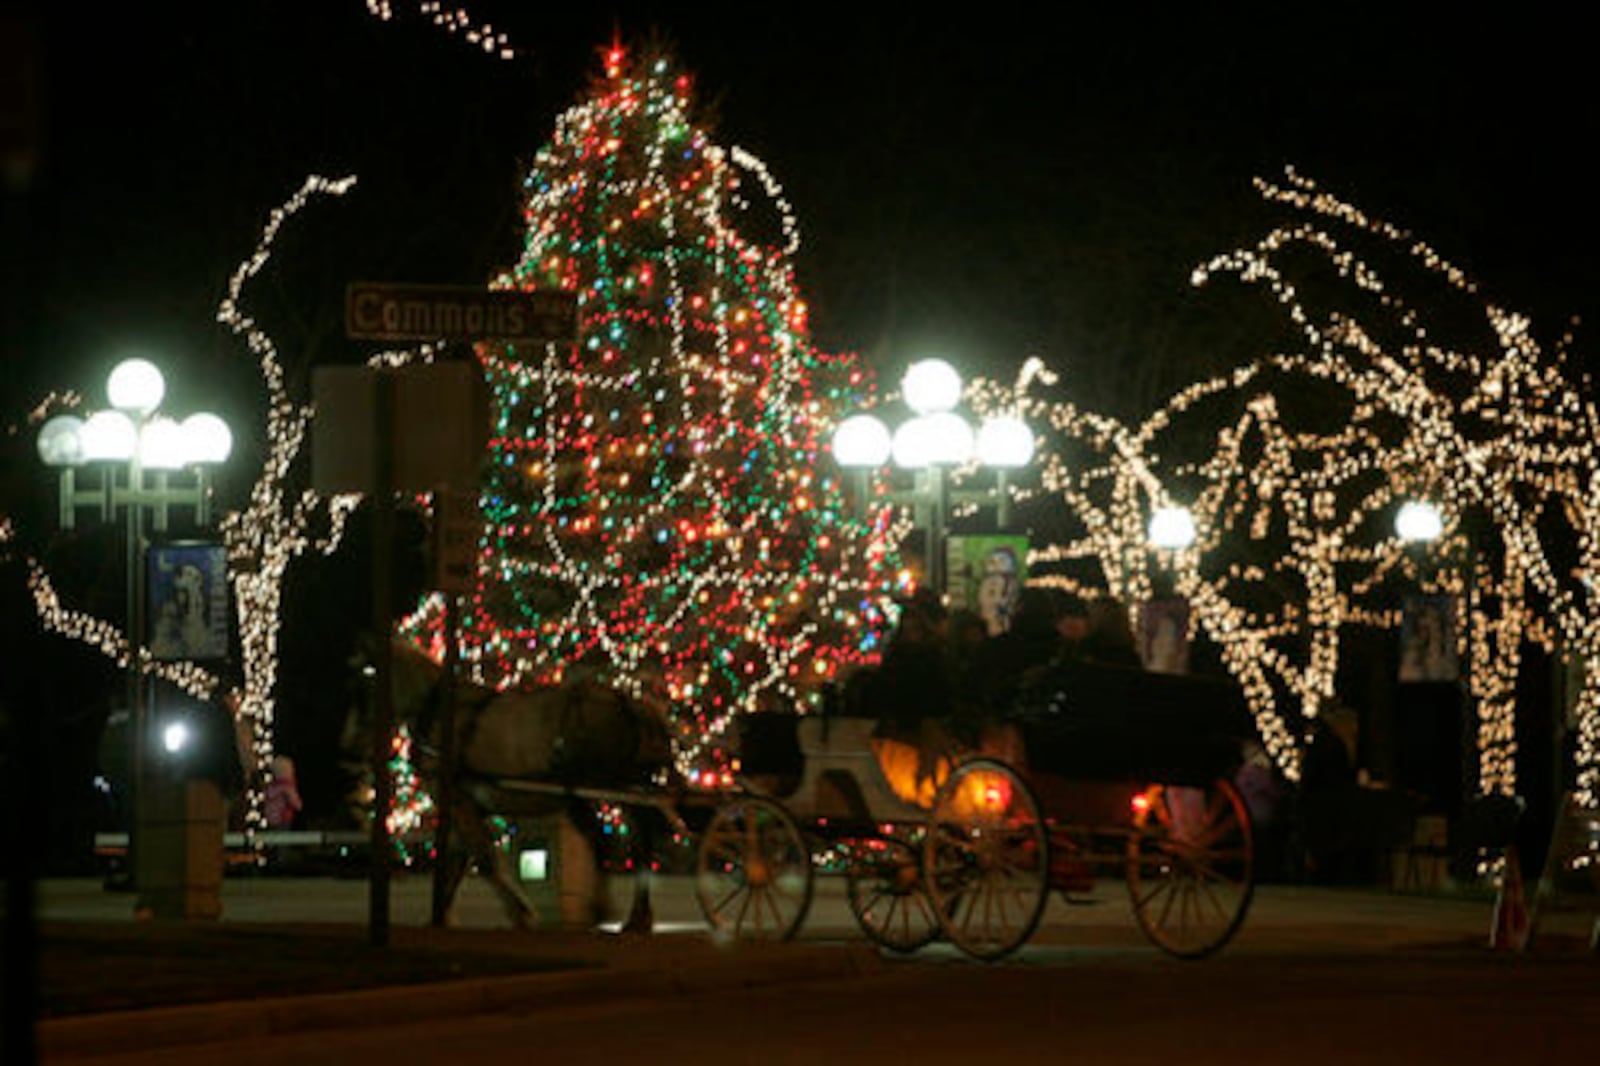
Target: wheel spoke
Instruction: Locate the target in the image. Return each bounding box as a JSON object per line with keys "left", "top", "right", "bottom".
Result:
{"left": 1126, "top": 778, "right": 1255, "bottom": 958}
{"left": 924, "top": 759, "right": 1047, "bottom": 960}
{"left": 697, "top": 798, "right": 813, "bottom": 941}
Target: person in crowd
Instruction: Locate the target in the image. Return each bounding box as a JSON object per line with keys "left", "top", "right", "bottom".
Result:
{"left": 974, "top": 587, "right": 1068, "bottom": 712}
{"left": 861, "top": 587, "right": 955, "bottom": 738}
{"left": 858, "top": 588, "right": 962, "bottom": 803}
{"left": 1299, "top": 701, "right": 1362, "bottom": 883}
{"left": 945, "top": 608, "right": 990, "bottom": 714}
{"left": 264, "top": 754, "right": 304, "bottom": 830}
{"left": 1079, "top": 597, "right": 1142, "bottom": 668}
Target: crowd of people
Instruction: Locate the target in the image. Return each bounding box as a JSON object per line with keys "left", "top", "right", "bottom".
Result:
{"left": 849, "top": 584, "right": 1144, "bottom": 751}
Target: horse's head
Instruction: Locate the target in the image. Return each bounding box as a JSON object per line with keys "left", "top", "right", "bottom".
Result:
{"left": 340, "top": 635, "right": 447, "bottom": 770}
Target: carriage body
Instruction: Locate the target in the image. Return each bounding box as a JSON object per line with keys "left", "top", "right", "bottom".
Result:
{"left": 725, "top": 658, "right": 1260, "bottom": 960}
{"left": 372, "top": 635, "right": 1255, "bottom": 959}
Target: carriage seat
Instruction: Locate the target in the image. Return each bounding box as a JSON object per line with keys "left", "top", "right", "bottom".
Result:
{"left": 1010, "top": 661, "right": 1254, "bottom": 785}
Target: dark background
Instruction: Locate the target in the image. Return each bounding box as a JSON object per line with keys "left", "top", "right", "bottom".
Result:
{"left": 4, "top": 3, "right": 1597, "bottom": 850}
{"left": 8, "top": 5, "right": 1597, "bottom": 411}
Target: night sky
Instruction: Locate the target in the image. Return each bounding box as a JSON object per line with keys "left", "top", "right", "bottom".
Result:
{"left": 4, "top": 4, "right": 1597, "bottom": 834}
{"left": 9, "top": 5, "right": 1598, "bottom": 417}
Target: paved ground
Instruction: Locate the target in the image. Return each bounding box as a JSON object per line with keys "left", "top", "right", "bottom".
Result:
{"left": 14, "top": 870, "right": 1598, "bottom": 1062}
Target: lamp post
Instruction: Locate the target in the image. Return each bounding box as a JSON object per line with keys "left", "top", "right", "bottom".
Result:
{"left": 37, "top": 357, "right": 232, "bottom": 906}
{"left": 1147, "top": 504, "right": 1198, "bottom": 552}
{"left": 831, "top": 358, "right": 1033, "bottom": 599}
{"left": 1396, "top": 498, "right": 1485, "bottom": 822}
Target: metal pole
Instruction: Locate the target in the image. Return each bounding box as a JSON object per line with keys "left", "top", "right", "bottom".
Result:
{"left": 430, "top": 586, "right": 459, "bottom": 928}
{"left": 126, "top": 456, "right": 147, "bottom": 904}
{"left": 369, "top": 371, "right": 395, "bottom": 948}
{"left": 1460, "top": 532, "right": 1480, "bottom": 813}
{"left": 929, "top": 465, "right": 948, "bottom": 599}
{"left": 996, "top": 469, "right": 1011, "bottom": 531}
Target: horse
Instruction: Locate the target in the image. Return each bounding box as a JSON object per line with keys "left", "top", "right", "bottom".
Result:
{"left": 343, "top": 637, "right": 676, "bottom": 930}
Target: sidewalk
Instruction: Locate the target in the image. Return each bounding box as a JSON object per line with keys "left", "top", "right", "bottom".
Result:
{"left": 22, "top": 872, "right": 1595, "bottom": 1060}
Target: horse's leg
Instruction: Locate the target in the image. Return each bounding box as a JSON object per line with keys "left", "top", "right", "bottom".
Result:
{"left": 620, "top": 807, "right": 657, "bottom": 935}
{"left": 560, "top": 801, "right": 615, "bottom": 929}
{"left": 433, "top": 803, "right": 473, "bottom": 927}
{"left": 454, "top": 797, "right": 538, "bottom": 930}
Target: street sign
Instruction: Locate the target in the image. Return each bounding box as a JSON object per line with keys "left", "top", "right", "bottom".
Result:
{"left": 345, "top": 282, "right": 577, "bottom": 344}
{"left": 431, "top": 490, "right": 481, "bottom": 593}
{"left": 311, "top": 361, "right": 490, "bottom": 495}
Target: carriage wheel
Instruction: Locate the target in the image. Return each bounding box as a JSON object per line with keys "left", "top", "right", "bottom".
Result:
{"left": 924, "top": 758, "right": 1049, "bottom": 961}
{"left": 845, "top": 829, "right": 940, "bottom": 953}
{"left": 696, "top": 795, "right": 813, "bottom": 941}
{"left": 1125, "top": 778, "right": 1255, "bottom": 959}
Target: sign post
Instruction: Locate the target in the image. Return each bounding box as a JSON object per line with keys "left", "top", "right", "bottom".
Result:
{"left": 322, "top": 282, "right": 577, "bottom": 946}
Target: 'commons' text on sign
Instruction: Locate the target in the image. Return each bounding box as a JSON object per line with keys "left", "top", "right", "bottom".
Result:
{"left": 346, "top": 283, "right": 577, "bottom": 343}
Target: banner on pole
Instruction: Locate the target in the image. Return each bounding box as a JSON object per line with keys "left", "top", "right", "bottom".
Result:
{"left": 1400, "top": 594, "right": 1459, "bottom": 682}
{"left": 148, "top": 541, "right": 230, "bottom": 662}
{"left": 945, "top": 535, "right": 1029, "bottom": 635}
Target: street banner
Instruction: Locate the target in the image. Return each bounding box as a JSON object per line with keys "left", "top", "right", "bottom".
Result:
{"left": 1140, "top": 596, "right": 1191, "bottom": 674}
{"left": 1399, "top": 594, "right": 1459, "bottom": 682}
{"left": 148, "top": 541, "right": 230, "bottom": 661}
{"left": 945, "top": 535, "right": 1029, "bottom": 635}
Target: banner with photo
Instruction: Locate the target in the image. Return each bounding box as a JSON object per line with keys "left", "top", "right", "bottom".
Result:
{"left": 1399, "top": 594, "right": 1458, "bottom": 683}
{"left": 148, "top": 541, "right": 230, "bottom": 662}
{"left": 1139, "top": 596, "right": 1191, "bottom": 674}
{"left": 944, "top": 535, "right": 1030, "bottom": 635}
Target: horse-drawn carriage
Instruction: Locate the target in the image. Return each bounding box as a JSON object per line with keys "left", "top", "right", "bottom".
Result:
{"left": 371, "top": 639, "right": 1258, "bottom": 961}
{"left": 729, "top": 659, "right": 1258, "bottom": 960}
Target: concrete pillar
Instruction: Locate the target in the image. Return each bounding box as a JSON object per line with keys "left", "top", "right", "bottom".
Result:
{"left": 135, "top": 778, "right": 225, "bottom": 920}
{"left": 519, "top": 813, "right": 599, "bottom": 929}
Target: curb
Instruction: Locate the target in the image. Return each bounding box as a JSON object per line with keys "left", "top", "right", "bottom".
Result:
{"left": 38, "top": 942, "right": 886, "bottom": 1060}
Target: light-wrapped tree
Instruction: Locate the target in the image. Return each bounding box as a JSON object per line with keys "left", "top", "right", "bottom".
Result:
{"left": 409, "top": 46, "right": 899, "bottom": 780}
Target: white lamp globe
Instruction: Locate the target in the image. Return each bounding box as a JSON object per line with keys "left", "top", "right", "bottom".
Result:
{"left": 107, "top": 358, "right": 165, "bottom": 415}
{"left": 891, "top": 414, "right": 936, "bottom": 469}
{"left": 181, "top": 412, "right": 233, "bottom": 465}
{"left": 138, "top": 416, "right": 187, "bottom": 470}
{"left": 976, "top": 415, "right": 1034, "bottom": 468}
{"left": 902, "top": 359, "right": 962, "bottom": 415}
{"left": 79, "top": 410, "right": 138, "bottom": 462}
{"left": 1148, "top": 505, "right": 1198, "bottom": 550}
{"left": 1395, "top": 500, "right": 1444, "bottom": 543}
{"left": 37, "top": 414, "right": 86, "bottom": 467}
{"left": 162, "top": 720, "right": 191, "bottom": 755}
{"left": 831, "top": 414, "right": 891, "bottom": 468}
{"left": 924, "top": 411, "right": 975, "bottom": 465}
{"left": 894, "top": 412, "right": 973, "bottom": 467}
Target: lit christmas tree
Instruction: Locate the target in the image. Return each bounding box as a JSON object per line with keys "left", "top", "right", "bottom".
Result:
{"left": 410, "top": 46, "right": 899, "bottom": 781}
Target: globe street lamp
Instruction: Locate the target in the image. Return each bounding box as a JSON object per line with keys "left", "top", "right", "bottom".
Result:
{"left": 831, "top": 358, "right": 1033, "bottom": 598}
{"left": 37, "top": 357, "right": 232, "bottom": 908}
{"left": 1147, "top": 504, "right": 1198, "bottom": 551}
{"left": 1395, "top": 500, "right": 1445, "bottom": 544}
{"left": 1394, "top": 497, "right": 1491, "bottom": 820}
